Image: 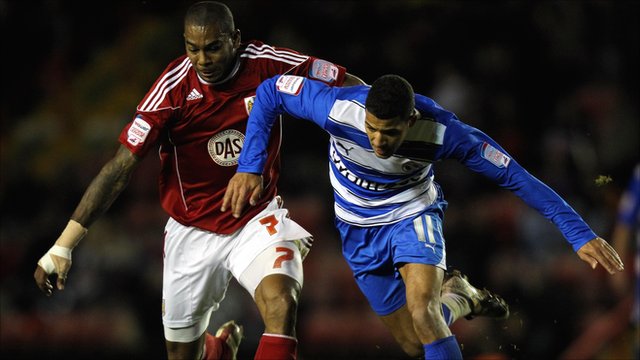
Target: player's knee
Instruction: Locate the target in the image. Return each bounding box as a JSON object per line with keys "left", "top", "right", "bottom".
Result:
{"left": 255, "top": 275, "right": 300, "bottom": 332}
{"left": 408, "top": 297, "right": 442, "bottom": 327}
{"left": 261, "top": 287, "right": 299, "bottom": 318}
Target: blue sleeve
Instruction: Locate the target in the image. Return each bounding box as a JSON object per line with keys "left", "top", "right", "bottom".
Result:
{"left": 237, "top": 75, "right": 337, "bottom": 173}
{"left": 440, "top": 118, "right": 597, "bottom": 252}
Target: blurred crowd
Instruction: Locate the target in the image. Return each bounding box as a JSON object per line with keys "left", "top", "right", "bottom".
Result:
{"left": 1, "top": 1, "right": 638, "bottom": 359}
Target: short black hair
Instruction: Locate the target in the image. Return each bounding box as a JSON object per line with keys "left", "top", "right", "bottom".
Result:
{"left": 365, "top": 74, "right": 415, "bottom": 120}
{"left": 185, "top": 1, "right": 235, "bottom": 33}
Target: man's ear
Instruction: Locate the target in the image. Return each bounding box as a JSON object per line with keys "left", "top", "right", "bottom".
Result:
{"left": 408, "top": 109, "right": 419, "bottom": 127}
{"left": 232, "top": 29, "right": 241, "bottom": 49}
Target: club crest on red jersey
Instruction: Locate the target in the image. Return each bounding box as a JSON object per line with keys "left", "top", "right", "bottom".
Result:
{"left": 207, "top": 129, "right": 245, "bottom": 166}
{"left": 244, "top": 96, "right": 255, "bottom": 115}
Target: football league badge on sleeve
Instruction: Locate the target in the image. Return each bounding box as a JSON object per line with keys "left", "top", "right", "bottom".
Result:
{"left": 127, "top": 116, "right": 151, "bottom": 146}
{"left": 481, "top": 142, "right": 511, "bottom": 168}
{"left": 310, "top": 59, "right": 339, "bottom": 82}
{"left": 276, "top": 76, "right": 305, "bottom": 96}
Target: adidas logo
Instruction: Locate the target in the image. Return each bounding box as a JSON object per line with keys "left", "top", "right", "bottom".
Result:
{"left": 186, "top": 88, "right": 203, "bottom": 101}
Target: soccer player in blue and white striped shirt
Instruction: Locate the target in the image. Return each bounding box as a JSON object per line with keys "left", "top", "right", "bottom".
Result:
{"left": 222, "top": 74, "right": 625, "bottom": 359}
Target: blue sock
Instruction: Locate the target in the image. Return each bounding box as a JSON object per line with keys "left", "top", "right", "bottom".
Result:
{"left": 441, "top": 303, "right": 453, "bottom": 326}
{"left": 424, "top": 335, "right": 462, "bottom": 360}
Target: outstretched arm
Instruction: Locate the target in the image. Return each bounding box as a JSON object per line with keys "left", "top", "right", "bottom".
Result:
{"left": 438, "top": 116, "right": 624, "bottom": 273}
{"left": 34, "top": 145, "right": 141, "bottom": 296}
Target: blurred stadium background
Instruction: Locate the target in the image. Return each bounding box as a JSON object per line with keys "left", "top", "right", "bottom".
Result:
{"left": 1, "top": 1, "right": 638, "bottom": 359}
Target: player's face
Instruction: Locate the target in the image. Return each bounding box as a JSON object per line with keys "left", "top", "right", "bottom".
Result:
{"left": 364, "top": 110, "right": 415, "bottom": 159}
{"left": 184, "top": 24, "right": 240, "bottom": 83}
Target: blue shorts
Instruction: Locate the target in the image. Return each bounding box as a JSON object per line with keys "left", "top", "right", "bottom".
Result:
{"left": 335, "top": 195, "right": 448, "bottom": 316}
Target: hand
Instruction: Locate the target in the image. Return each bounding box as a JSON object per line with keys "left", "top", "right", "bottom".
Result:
{"left": 576, "top": 237, "right": 625, "bottom": 275}
{"left": 221, "top": 173, "right": 263, "bottom": 218}
{"left": 34, "top": 248, "right": 72, "bottom": 296}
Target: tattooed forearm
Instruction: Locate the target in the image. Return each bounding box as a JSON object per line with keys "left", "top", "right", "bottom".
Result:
{"left": 71, "top": 146, "right": 140, "bottom": 227}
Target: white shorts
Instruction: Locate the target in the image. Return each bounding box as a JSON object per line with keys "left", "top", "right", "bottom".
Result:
{"left": 162, "top": 196, "right": 311, "bottom": 342}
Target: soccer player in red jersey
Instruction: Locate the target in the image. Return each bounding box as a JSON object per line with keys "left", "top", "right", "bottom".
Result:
{"left": 33, "top": 2, "right": 364, "bottom": 359}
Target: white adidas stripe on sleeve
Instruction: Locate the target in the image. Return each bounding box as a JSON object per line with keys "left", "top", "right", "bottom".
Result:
{"left": 139, "top": 58, "right": 191, "bottom": 112}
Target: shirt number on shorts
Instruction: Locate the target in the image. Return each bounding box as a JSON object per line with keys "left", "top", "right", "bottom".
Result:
{"left": 273, "top": 247, "right": 294, "bottom": 268}
{"left": 259, "top": 214, "right": 279, "bottom": 235}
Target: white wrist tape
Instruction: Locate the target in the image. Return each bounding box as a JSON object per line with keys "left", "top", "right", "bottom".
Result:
{"left": 38, "top": 245, "right": 72, "bottom": 274}
{"left": 37, "top": 220, "right": 87, "bottom": 274}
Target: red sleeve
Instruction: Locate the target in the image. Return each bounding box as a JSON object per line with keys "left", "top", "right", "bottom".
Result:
{"left": 118, "top": 112, "right": 167, "bottom": 157}
{"left": 118, "top": 56, "right": 188, "bottom": 157}
{"left": 242, "top": 41, "right": 347, "bottom": 87}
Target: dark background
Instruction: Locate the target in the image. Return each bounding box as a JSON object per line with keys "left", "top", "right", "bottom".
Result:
{"left": 1, "top": 1, "right": 638, "bottom": 359}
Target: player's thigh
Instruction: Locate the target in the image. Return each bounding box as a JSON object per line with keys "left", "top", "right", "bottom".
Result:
{"left": 398, "top": 263, "right": 444, "bottom": 309}
{"left": 336, "top": 220, "right": 408, "bottom": 316}
{"left": 398, "top": 263, "right": 451, "bottom": 342}
{"left": 230, "top": 196, "right": 311, "bottom": 298}
{"left": 391, "top": 210, "right": 447, "bottom": 270}
{"left": 237, "top": 241, "right": 304, "bottom": 301}
{"left": 162, "top": 218, "right": 234, "bottom": 336}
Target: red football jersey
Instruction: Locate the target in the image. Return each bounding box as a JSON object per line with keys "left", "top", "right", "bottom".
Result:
{"left": 118, "top": 40, "right": 347, "bottom": 234}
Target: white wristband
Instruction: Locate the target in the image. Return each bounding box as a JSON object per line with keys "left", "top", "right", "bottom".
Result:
{"left": 38, "top": 245, "right": 72, "bottom": 274}
{"left": 50, "top": 244, "right": 72, "bottom": 259}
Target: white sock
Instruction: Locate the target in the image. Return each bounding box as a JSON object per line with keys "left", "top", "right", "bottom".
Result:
{"left": 441, "top": 293, "right": 471, "bottom": 324}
